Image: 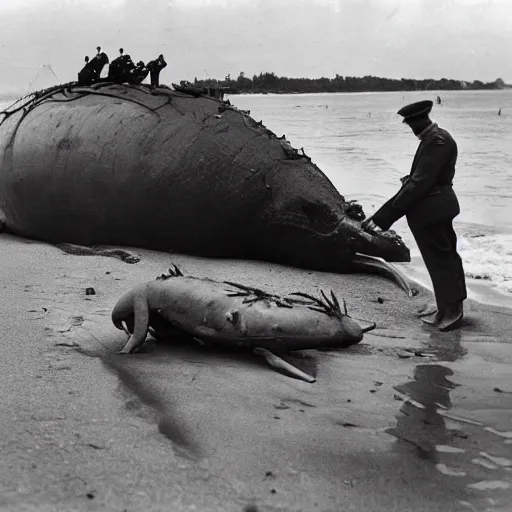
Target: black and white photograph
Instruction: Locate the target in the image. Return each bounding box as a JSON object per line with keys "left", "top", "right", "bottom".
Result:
{"left": 0, "top": 1, "right": 511, "bottom": 510}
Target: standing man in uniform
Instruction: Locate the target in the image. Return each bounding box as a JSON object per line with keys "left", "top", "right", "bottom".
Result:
{"left": 89, "top": 46, "right": 109, "bottom": 80}
{"left": 362, "top": 100, "right": 466, "bottom": 331}
{"left": 146, "top": 54, "right": 167, "bottom": 87}
{"left": 78, "top": 56, "right": 95, "bottom": 85}
{"left": 107, "top": 49, "right": 122, "bottom": 83}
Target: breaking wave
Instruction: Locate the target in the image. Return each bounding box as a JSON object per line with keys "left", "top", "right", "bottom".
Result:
{"left": 458, "top": 232, "right": 512, "bottom": 295}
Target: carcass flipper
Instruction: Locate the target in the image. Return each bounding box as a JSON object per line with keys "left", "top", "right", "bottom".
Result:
{"left": 118, "top": 292, "right": 150, "bottom": 353}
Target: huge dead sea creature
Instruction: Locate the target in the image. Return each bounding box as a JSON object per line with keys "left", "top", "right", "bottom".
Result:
{"left": 0, "top": 82, "right": 414, "bottom": 293}
{"left": 112, "top": 266, "right": 376, "bottom": 382}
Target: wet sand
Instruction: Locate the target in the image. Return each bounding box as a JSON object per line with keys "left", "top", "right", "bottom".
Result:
{"left": 1, "top": 233, "right": 511, "bottom": 512}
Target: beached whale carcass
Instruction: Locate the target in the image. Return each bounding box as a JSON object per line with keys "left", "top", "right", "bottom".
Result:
{"left": 0, "top": 83, "right": 411, "bottom": 283}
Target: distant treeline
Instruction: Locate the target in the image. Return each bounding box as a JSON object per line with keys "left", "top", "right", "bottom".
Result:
{"left": 191, "top": 72, "right": 509, "bottom": 94}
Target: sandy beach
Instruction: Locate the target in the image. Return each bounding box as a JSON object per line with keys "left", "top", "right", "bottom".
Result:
{"left": 1, "top": 233, "right": 511, "bottom": 512}
{"left": 1, "top": 0, "right": 511, "bottom": 509}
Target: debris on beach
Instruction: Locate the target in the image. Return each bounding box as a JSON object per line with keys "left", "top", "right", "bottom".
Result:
{"left": 493, "top": 387, "right": 512, "bottom": 394}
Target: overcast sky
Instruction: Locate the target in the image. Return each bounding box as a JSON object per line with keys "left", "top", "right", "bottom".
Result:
{"left": 0, "top": 0, "right": 510, "bottom": 94}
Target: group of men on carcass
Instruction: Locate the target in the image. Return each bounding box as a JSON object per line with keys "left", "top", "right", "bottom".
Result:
{"left": 78, "top": 46, "right": 167, "bottom": 87}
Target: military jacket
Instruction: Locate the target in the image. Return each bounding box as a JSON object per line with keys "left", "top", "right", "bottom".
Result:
{"left": 372, "top": 124, "right": 460, "bottom": 230}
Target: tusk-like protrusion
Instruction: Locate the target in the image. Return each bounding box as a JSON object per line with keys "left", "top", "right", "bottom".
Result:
{"left": 353, "top": 253, "right": 418, "bottom": 297}
{"left": 350, "top": 315, "right": 377, "bottom": 333}
{"left": 121, "top": 321, "right": 130, "bottom": 336}
{"left": 361, "top": 322, "right": 377, "bottom": 333}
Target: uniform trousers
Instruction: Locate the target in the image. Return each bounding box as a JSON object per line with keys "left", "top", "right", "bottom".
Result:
{"left": 150, "top": 70, "right": 160, "bottom": 86}
{"left": 409, "top": 219, "right": 467, "bottom": 310}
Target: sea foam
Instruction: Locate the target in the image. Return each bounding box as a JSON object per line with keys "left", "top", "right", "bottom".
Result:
{"left": 458, "top": 233, "right": 512, "bottom": 295}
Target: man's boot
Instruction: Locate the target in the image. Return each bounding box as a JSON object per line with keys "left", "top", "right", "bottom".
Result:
{"left": 421, "top": 309, "right": 444, "bottom": 326}
{"left": 437, "top": 301, "right": 464, "bottom": 332}
{"left": 417, "top": 304, "right": 438, "bottom": 318}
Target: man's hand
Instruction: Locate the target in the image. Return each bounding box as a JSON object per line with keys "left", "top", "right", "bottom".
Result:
{"left": 361, "top": 216, "right": 381, "bottom": 233}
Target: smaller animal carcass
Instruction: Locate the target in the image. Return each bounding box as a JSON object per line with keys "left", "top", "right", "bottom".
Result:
{"left": 111, "top": 266, "right": 376, "bottom": 383}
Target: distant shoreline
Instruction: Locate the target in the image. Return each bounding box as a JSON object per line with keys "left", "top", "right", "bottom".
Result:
{"left": 191, "top": 73, "right": 510, "bottom": 96}
{"left": 1, "top": 76, "right": 510, "bottom": 103}
{"left": 226, "top": 88, "right": 512, "bottom": 96}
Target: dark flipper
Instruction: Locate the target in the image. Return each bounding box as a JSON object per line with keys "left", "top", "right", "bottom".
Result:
{"left": 57, "top": 243, "right": 140, "bottom": 264}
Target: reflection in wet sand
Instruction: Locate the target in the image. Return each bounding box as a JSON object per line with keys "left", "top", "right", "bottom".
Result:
{"left": 387, "top": 364, "right": 459, "bottom": 461}
{"left": 388, "top": 354, "right": 512, "bottom": 510}
{"left": 422, "top": 328, "right": 467, "bottom": 362}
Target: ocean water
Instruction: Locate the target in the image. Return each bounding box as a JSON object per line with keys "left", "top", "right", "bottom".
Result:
{"left": 2, "top": 90, "right": 511, "bottom": 305}
{"left": 227, "top": 90, "right": 512, "bottom": 305}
